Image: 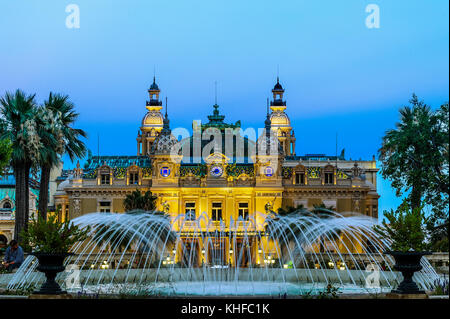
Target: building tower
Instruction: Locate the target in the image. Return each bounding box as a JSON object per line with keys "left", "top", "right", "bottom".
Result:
{"left": 269, "top": 77, "right": 296, "bottom": 155}
{"left": 253, "top": 99, "right": 283, "bottom": 190}
{"left": 150, "top": 98, "right": 182, "bottom": 188}
{"left": 137, "top": 76, "right": 165, "bottom": 155}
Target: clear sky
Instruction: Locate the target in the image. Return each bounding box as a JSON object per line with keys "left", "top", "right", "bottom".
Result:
{"left": 0, "top": 0, "right": 448, "bottom": 219}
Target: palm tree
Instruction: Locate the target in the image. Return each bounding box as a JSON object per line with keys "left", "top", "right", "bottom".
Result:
{"left": 123, "top": 189, "right": 157, "bottom": 212}
{"left": 37, "top": 93, "right": 87, "bottom": 219}
{"left": 277, "top": 204, "right": 306, "bottom": 216}
{"left": 0, "top": 139, "right": 12, "bottom": 176}
{"left": 0, "top": 90, "right": 40, "bottom": 241}
{"left": 35, "top": 106, "right": 59, "bottom": 220}
{"left": 311, "top": 203, "right": 336, "bottom": 216}
{"left": 379, "top": 95, "right": 439, "bottom": 211}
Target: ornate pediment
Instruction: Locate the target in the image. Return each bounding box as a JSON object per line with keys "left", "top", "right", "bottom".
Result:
{"left": 98, "top": 164, "right": 112, "bottom": 174}
{"left": 205, "top": 152, "right": 230, "bottom": 165}
{"left": 292, "top": 163, "right": 306, "bottom": 172}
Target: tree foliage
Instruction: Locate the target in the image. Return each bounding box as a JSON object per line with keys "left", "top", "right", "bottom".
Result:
{"left": 37, "top": 92, "right": 87, "bottom": 219}
{"left": 21, "top": 214, "right": 89, "bottom": 253}
{"left": 379, "top": 95, "right": 449, "bottom": 251}
{"left": 123, "top": 189, "right": 157, "bottom": 212}
{"left": 0, "top": 90, "right": 40, "bottom": 167}
{"left": 277, "top": 204, "right": 306, "bottom": 216}
{"left": 0, "top": 138, "right": 12, "bottom": 175}
{"left": 0, "top": 90, "right": 40, "bottom": 241}
{"left": 373, "top": 200, "right": 429, "bottom": 252}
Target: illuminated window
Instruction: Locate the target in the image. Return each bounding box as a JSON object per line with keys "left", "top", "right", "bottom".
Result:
{"left": 211, "top": 202, "right": 222, "bottom": 221}
{"left": 129, "top": 172, "right": 139, "bottom": 185}
{"left": 295, "top": 172, "right": 305, "bottom": 185}
{"left": 324, "top": 172, "right": 334, "bottom": 184}
{"left": 101, "top": 174, "right": 110, "bottom": 185}
{"left": 238, "top": 202, "right": 249, "bottom": 220}
{"left": 99, "top": 201, "right": 111, "bottom": 213}
{"left": 185, "top": 202, "right": 196, "bottom": 221}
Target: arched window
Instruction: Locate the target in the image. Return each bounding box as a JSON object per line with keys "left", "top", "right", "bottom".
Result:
{"left": 98, "top": 165, "right": 112, "bottom": 185}
{"left": 2, "top": 201, "right": 12, "bottom": 209}
{"left": 128, "top": 166, "right": 140, "bottom": 185}
{"left": 293, "top": 164, "right": 307, "bottom": 185}
{"left": 323, "top": 165, "right": 335, "bottom": 185}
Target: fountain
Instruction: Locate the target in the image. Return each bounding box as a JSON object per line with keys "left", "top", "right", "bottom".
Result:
{"left": 3, "top": 210, "right": 440, "bottom": 297}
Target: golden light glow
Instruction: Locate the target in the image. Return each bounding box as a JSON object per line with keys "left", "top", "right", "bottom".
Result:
{"left": 101, "top": 261, "right": 109, "bottom": 269}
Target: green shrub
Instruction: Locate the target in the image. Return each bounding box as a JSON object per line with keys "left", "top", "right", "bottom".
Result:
{"left": 373, "top": 200, "right": 430, "bottom": 252}
{"left": 21, "top": 215, "right": 90, "bottom": 253}
{"left": 317, "top": 284, "right": 341, "bottom": 299}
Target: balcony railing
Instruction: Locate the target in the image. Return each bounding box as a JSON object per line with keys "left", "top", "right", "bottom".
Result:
{"left": 0, "top": 210, "right": 13, "bottom": 219}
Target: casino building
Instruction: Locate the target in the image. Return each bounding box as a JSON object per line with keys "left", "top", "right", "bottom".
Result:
{"left": 51, "top": 77, "right": 380, "bottom": 266}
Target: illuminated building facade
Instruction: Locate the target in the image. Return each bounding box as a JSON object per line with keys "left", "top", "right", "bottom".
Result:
{"left": 52, "top": 78, "right": 380, "bottom": 266}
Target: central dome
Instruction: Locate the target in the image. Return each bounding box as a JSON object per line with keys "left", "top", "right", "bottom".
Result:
{"left": 142, "top": 111, "right": 164, "bottom": 127}
{"left": 270, "top": 111, "right": 291, "bottom": 127}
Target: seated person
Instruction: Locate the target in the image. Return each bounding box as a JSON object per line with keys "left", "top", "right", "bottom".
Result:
{"left": 2, "top": 240, "right": 24, "bottom": 272}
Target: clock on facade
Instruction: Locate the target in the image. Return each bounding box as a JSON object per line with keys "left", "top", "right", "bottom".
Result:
{"left": 264, "top": 166, "right": 274, "bottom": 177}
{"left": 210, "top": 165, "right": 223, "bottom": 177}
{"left": 160, "top": 167, "right": 171, "bottom": 177}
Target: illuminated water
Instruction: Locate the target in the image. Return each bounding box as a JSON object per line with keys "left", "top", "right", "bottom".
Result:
{"left": 3, "top": 210, "right": 440, "bottom": 296}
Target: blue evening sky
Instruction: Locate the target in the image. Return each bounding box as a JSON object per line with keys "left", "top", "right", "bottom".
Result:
{"left": 0, "top": 0, "right": 448, "bottom": 219}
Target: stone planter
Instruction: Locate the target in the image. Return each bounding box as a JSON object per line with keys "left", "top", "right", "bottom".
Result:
{"left": 32, "top": 252, "right": 72, "bottom": 295}
{"left": 386, "top": 251, "right": 431, "bottom": 294}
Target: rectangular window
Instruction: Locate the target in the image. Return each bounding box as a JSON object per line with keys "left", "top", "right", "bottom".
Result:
{"left": 101, "top": 174, "right": 110, "bottom": 185}
{"left": 99, "top": 201, "right": 111, "bottom": 213}
{"left": 238, "top": 202, "right": 249, "bottom": 220}
{"left": 295, "top": 172, "right": 305, "bottom": 185}
{"left": 324, "top": 172, "right": 334, "bottom": 184}
{"left": 211, "top": 202, "right": 222, "bottom": 221}
{"left": 129, "top": 172, "right": 139, "bottom": 185}
{"left": 185, "top": 202, "right": 196, "bottom": 221}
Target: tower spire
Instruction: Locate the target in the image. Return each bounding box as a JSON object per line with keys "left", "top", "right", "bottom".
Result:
{"left": 214, "top": 81, "right": 218, "bottom": 105}
{"left": 162, "top": 97, "right": 170, "bottom": 132}
{"left": 265, "top": 98, "right": 271, "bottom": 129}
{"left": 277, "top": 64, "right": 279, "bottom": 83}
{"left": 165, "top": 97, "right": 168, "bottom": 118}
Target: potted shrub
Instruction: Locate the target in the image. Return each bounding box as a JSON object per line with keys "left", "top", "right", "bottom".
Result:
{"left": 373, "top": 200, "right": 431, "bottom": 294}
{"left": 21, "top": 215, "right": 89, "bottom": 295}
